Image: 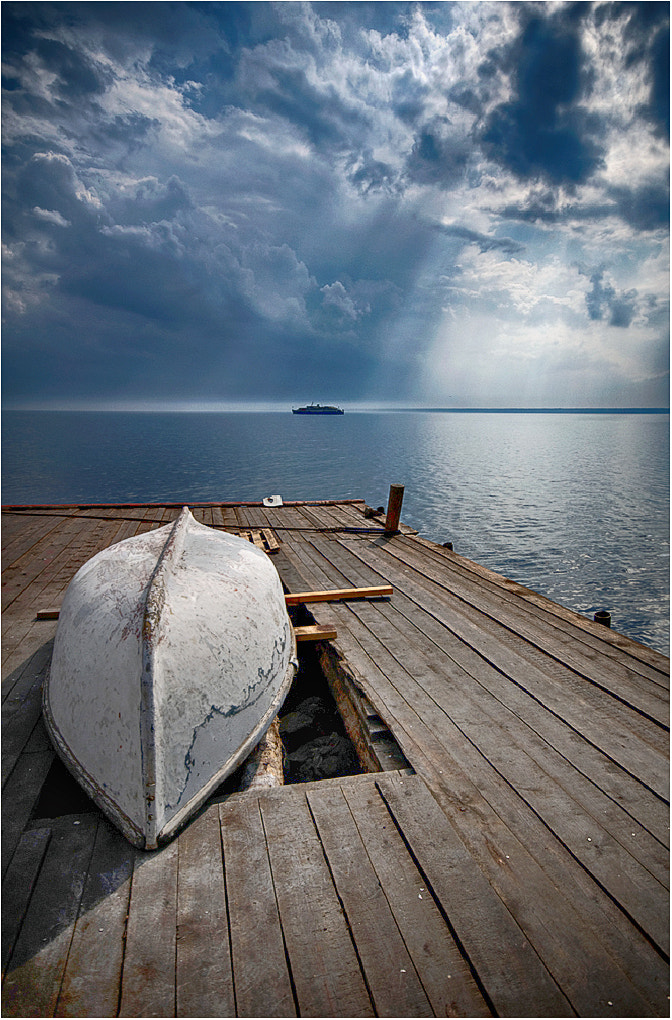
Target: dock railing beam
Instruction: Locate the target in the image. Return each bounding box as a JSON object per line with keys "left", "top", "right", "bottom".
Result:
{"left": 385, "top": 484, "right": 405, "bottom": 534}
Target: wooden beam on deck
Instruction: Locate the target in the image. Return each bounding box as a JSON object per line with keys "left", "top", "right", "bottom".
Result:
{"left": 294, "top": 624, "right": 338, "bottom": 642}
{"left": 285, "top": 585, "right": 392, "bottom": 605}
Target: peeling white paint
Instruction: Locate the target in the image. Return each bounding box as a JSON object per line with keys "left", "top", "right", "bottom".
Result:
{"left": 44, "top": 507, "right": 297, "bottom": 848}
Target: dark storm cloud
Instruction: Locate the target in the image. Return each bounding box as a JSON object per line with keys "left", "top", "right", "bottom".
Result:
{"left": 596, "top": 1, "right": 670, "bottom": 139}
{"left": 647, "top": 22, "right": 670, "bottom": 140}
{"left": 405, "top": 121, "right": 473, "bottom": 188}
{"left": 481, "top": 7, "right": 604, "bottom": 185}
{"left": 499, "top": 179, "right": 669, "bottom": 232}
{"left": 346, "top": 151, "right": 398, "bottom": 196}
{"left": 607, "top": 181, "right": 670, "bottom": 232}
{"left": 435, "top": 223, "right": 525, "bottom": 256}
{"left": 582, "top": 267, "right": 638, "bottom": 328}
{"left": 1, "top": 1, "right": 668, "bottom": 409}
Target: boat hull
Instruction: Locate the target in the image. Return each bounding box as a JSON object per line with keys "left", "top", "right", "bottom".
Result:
{"left": 292, "top": 406, "right": 344, "bottom": 415}
{"left": 43, "top": 508, "right": 297, "bottom": 848}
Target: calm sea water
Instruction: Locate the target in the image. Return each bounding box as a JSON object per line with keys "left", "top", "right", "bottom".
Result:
{"left": 3, "top": 410, "right": 669, "bottom": 655}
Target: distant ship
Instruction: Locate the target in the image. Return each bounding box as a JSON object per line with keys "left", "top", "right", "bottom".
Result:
{"left": 292, "top": 403, "right": 344, "bottom": 415}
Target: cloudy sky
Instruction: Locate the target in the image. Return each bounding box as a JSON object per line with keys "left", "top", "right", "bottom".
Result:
{"left": 2, "top": 1, "right": 669, "bottom": 409}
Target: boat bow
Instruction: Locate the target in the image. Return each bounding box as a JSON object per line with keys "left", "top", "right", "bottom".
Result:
{"left": 44, "top": 507, "right": 297, "bottom": 848}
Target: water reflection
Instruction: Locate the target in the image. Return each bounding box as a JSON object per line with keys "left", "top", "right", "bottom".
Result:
{"left": 3, "top": 410, "right": 669, "bottom": 653}
{"left": 407, "top": 413, "right": 669, "bottom": 654}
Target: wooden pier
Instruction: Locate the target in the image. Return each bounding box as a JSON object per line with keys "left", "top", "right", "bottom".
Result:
{"left": 2, "top": 499, "right": 669, "bottom": 1017}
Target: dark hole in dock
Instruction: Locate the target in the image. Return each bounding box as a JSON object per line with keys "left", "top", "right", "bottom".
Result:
{"left": 280, "top": 603, "right": 410, "bottom": 781}
{"left": 215, "top": 612, "right": 366, "bottom": 797}
{"left": 279, "top": 639, "right": 362, "bottom": 784}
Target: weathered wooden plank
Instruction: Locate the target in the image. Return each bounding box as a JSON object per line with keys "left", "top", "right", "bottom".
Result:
{"left": 1, "top": 816, "right": 97, "bottom": 1018}
{"left": 131, "top": 504, "right": 167, "bottom": 536}
{"left": 302, "top": 502, "right": 367, "bottom": 531}
{"left": 261, "top": 527, "right": 281, "bottom": 550}
{"left": 231, "top": 505, "right": 254, "bottom": 528}
{"left": 238, "top": 505, "right": 267, "bottom": 528}
{"left": 275, "top": 538, "right": 346, "bottom": 628}
{"left": 362, "top": 573, "right": 669, "bottom": 846}
{"left": 382, "top": 770, "right": 664, "bottom": 1017}
{"left": 294, "top": 623, "right": 338, "bottom": 642}
{"left": 376, "top": 773, "right": 569, "bottom": 1017}
{"left": 1, "top": 589, "right": 59, "bottom": 677}
{"left": 259, "top": 787, "right": 375, "bottom": 1017}
{"left": 2, "top": 706, "right": 44, "bottom": 794}
{"left": 1, "top": 515, "right": 105, "bottom": 613}
{"left": 166, "top": 507, "right": 184, "bottom": 523}
{"left": 218, "top": 505, "right": 240, "bottom": 528}
{"left": 344, "top": 532, "right": 669, "bottom": 727}
{"left": 403, "top": 534, "right": 671, "bottom": 692}
{"left": 341, "top": 782, "right": 492, "bottom": 1017}
{"left": 1, "top": 749, "right": 55, "bottom": 880}
{"left": 119, "top": 841, "right": 178, "bottom": 1018}
{"left": 342, "top": 538, "right": 669, "bottom": 794}
{"left": 433, "top": 759, "right": 671, "bottom": 1015}
{"left": 1, "top": 507, "right": 70, "bottom": 542}
{"left": 1, "top": 633, "right": 52, "bottom": 711}
{"left": 260, "top": 504, "right": 307, "bottom": 534}
{"left": 219, "top": 795, "right": 296, "bottom": 1018}
{"left": 0, "top": 508, "right": 47, "bottom": 539}
{"left": 285, "top": 585, "right": 392, "bottom": 604}
{"left": 325, "top": 610, "right": 667, "bottom": 1015}
{"left": 176, "top": 805, "right": 234, "bottom": 1018}
{"left": 272, "top": 548, "right": 312, "bottom": 594}
{"left": 306, "top": 783, "right": 434, "bottom": 1017}
{"left": 55, "top": 819, "right": 133, "bottom": 1017}
{"left": 344, "top": 596, "right": 669, "bottom": 937}
{"left": 210, "top": 505, "right": 226, "bottom": 528}
{"left": 2, "top": 649, "right": 51, "bottom": 788}
{"left": 7, "top": 518, "right": 120, "bottom": 623}
{"left": 408, "top": 532, "right": 670, "bottom": 675}
{"left": 280, "top": 528, "right": 350, "bottom": 592}
{"left": 383, "top": 534, "right": 670, "bottom": 707}
{"left": 238, "top": 718, "right": 285, "bottom": 791}
{"left": 1, "top": 512, "right": 67, "bottom": 566}
{"left": 243, "top": 529, "right": 267, "bottom": 552}
{"left": 22, "top": 715, "right": 53, "bottom": 757}
{"left": 1, "top": 827, "right": 51, "bottom": 981}
{"left": 317, "top": 643, "right": 409, "bottom": 773}
{"left": 1, "top": 623, "right": 40, "bottom": 691}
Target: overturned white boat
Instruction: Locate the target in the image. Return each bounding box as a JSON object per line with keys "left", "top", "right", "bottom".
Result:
{"left": 43, "top": 507, "right": 297, "bottom": 849}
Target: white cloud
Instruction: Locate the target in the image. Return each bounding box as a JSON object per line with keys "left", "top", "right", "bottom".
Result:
{"left": 240, "top": 242, "right": 315, "bottom": 326}
{"left": 2, "top": 1, "right": 668, "bottom": 407}
{"left": 32, "top": 207, "right": 71, "bottom": 227}
{"left": 419, "top": 308, "right": 665, "bottom": 407}
{"left": 437, "top": 246, "right": 588, "bottom": 320}
{"left": 321, "top": 280, "right": 360, "bottom": 320}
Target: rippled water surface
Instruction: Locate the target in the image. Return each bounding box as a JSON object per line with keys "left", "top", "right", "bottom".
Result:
{"left": 3, "top": 410, "right": 669, "bottom": 653}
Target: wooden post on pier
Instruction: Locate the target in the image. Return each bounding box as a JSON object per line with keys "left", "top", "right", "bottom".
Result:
{"left": 385, "top": 484, "right": 405, "bottom": 534}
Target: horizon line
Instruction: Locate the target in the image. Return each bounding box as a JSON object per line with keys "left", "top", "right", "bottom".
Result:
{"left": 3, "top": 404, "right": 669, "bottom": 414}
